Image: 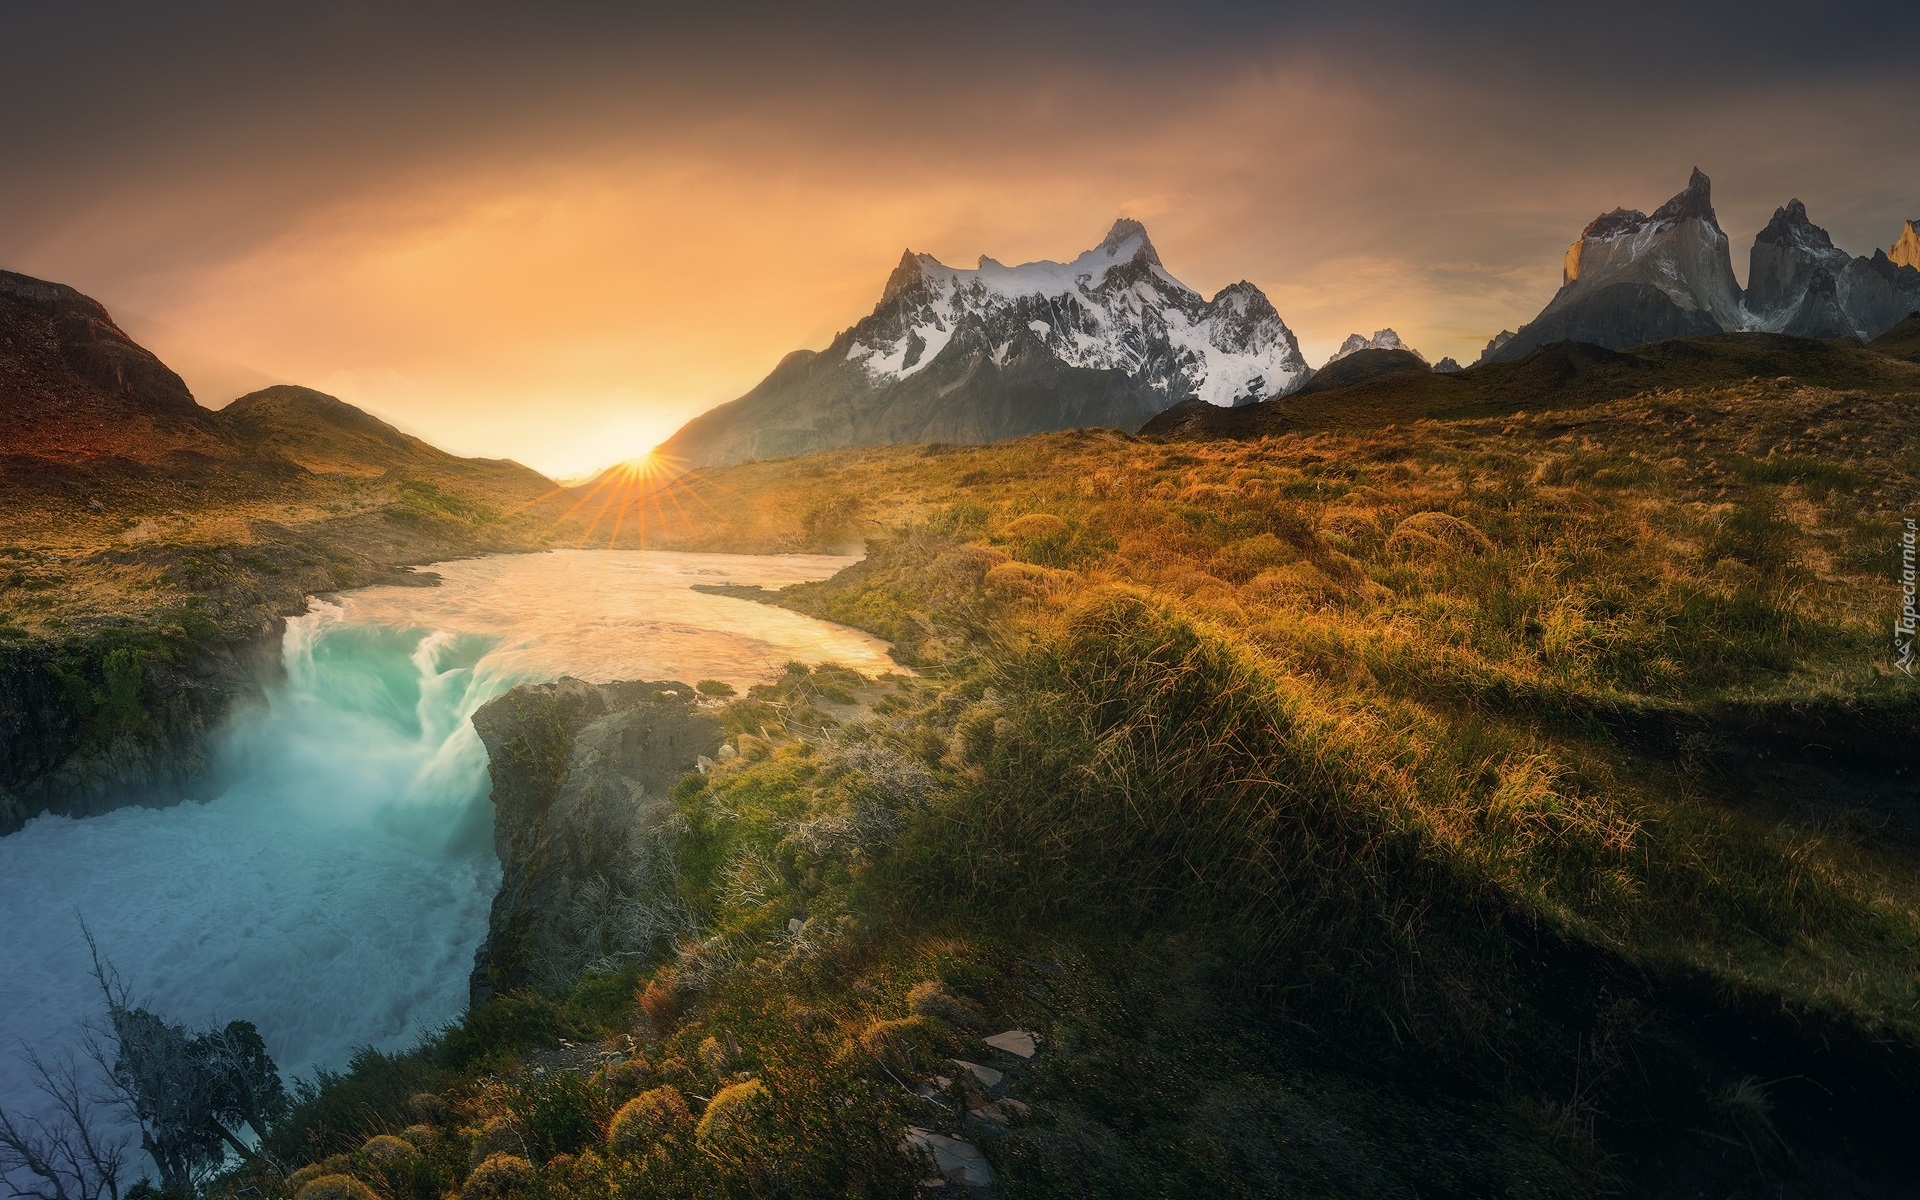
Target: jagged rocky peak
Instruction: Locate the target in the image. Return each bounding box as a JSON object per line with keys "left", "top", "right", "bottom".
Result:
{"left": 1745, "top": 203, "right": 1920, "bottom": 340}
{"left": 837, "top": 219, "right": 1308, "bottom": 406}
{"left": 1756, "top": 199, "right": 1840, "bottom": 253}
{"left": 655, "top": 218, "right": 1314, "bottom": 467}
{"left": 882, "top": 249, "right": 927, "bottom": 301}
{"left": 1650, "top": 166, "right": 1717, "bottom": 226}
{"left": 1746, "top": 198, "right": 1854, "bottom": 335}
{"left": 1095, "top": 216, "right": 1161, "bottom": 265}
{"left": 1485, "top": 168, "right": 1743, "bottom": 363}
{"left": 1433, "top": 357, "right": 1463, "bottom": 373}
{"left": 1481, "top": 330, "right": 1515, "bottom": 360}
{"left": 1562, "top": 167, "right": 1728, "bottom": 284}
{"left": 1892, "top": 219, "right": 1920, "bottom": 271}
{"left": 1327, "top": 328, "right": 1422, "bottom": 365}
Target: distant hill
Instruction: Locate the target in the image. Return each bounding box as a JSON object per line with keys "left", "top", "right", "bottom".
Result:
{"left": 0, "top": 269, "right": 226, "bottom": 465}
{"left": 1867, "top": 311, "right": 1920, "bottom": 363}
{"left": 657, "top": 220, "right": 1311, "bottom": 468}
{"left": 0, "top": 270, "right": 558, "bottom": 520}
{"left": 1292, "top": 347, "right": 1431, "bottom": 396}
{"left": 217, "top": 384, "right": 551, "bottom": 495}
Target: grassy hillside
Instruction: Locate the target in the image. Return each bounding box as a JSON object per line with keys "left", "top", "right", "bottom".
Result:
{"left": 246, "top": 344, "right": 1920, "bottom": 1197}
{"left": 0, "top": 385, "right": 573, "bottom": 642}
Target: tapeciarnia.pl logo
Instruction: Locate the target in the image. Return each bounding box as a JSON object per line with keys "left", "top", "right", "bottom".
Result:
{"left": 1898, "top": 517, "right": 1917, "bottom": 678}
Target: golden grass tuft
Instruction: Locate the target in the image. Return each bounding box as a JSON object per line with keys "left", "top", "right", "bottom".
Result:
{"left": 606, "top": 1086, "right": 691, "bottom": 1158}
{"left": 294, "top": 1175, "right": 382, "bottom": 1200}
{"left": 692, "top": 1079, "right": 771, "bottom": 1154}
{"left": 460, "top": 1154, "right": 534, "bottom": 1200}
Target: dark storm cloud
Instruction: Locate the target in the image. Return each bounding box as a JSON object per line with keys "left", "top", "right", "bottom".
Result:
{"left": 4, "top": 0, "right": 1910, "bottom": 257}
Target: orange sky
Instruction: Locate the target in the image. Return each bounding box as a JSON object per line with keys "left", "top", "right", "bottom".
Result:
{"left": 4, "top": 5, "right": 1915, "bottom": 479}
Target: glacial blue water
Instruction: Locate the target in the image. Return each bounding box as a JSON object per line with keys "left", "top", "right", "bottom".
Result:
{"left": 0, "top": 550, "right": 896, "bottom": 1166}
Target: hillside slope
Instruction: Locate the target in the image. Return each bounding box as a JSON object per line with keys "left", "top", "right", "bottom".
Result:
{"left": 0, "top": 270, "right": 571, "bottom": 832}
{"left": 260, "top": 338, "right": 1920, "bottom": 1199}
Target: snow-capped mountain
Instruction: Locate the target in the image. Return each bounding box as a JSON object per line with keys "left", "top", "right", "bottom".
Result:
{"left": 1481, "top": 172, "right": 1920, "bottom": 364}
{"left": 658, "top": 220, "right": 1309, "bottom": 468}
{"left": 1326, "top": 329, "right": 1423, "bottom": 365}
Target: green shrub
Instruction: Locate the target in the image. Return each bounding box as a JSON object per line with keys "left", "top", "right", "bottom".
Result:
{"left": 501, "top": 1071, "right": 601, "bottom": 1161}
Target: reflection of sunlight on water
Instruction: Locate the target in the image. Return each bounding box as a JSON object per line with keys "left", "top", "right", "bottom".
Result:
{"left": 0, "top": 549, "right": 893, "bottom": 1163}
{"left": 330, "top": 549, "right": 898, "bottom": 689}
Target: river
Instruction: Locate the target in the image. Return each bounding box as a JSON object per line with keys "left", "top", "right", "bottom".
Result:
{"left": 0, "top": 550, "right": 896, "bottom": 1139}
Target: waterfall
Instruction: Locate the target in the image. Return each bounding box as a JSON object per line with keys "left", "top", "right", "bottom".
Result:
{"left": 0, "top": 549, "right": 894, "bottom": 1182}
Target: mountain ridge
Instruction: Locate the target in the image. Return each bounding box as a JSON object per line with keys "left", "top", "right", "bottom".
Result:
{"left": 1485, "top": 172, "right": 1920, "bottom": 363}
{"left": 657, "top": 220, "right": 1310, "bottom": 468}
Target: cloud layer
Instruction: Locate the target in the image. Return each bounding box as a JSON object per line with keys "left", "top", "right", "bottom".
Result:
{"left": 3, "top": 1, "right": 1914, "bottom": 476}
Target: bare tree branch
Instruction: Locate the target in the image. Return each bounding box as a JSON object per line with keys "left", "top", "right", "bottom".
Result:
{"left": 0, "top": 1044, "right": 128, "bottom": 1200}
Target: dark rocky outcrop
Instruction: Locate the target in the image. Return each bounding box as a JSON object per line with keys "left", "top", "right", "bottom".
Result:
{"left": 0, "top": 623, "right": 281, "bottom": 835}
{"left": 469, "top": 678, "right": 723, "bottom": 1003}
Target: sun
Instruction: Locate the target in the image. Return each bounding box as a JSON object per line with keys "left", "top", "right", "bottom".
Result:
{"left": 603, "top": 450, "right": 683, "bottom": 487}
{"left": 540, "top": 448, "right": 708, "bottom": 547}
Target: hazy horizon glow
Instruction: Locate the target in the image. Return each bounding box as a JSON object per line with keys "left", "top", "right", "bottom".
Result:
{"left": 3, "top": 2, "right": 1915, "bottom": 478}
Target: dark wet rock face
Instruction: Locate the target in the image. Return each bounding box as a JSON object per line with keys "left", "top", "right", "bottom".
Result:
{"left": 0, "top": 628, "right": 281, "bottom": 836}
{"left": 469, "top": 678, "right": 723, "bottom": 1003}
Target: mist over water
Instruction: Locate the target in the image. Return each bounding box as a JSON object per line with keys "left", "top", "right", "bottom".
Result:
{"left": 0, "top": 551, "right": 893, "bottom": 1150}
